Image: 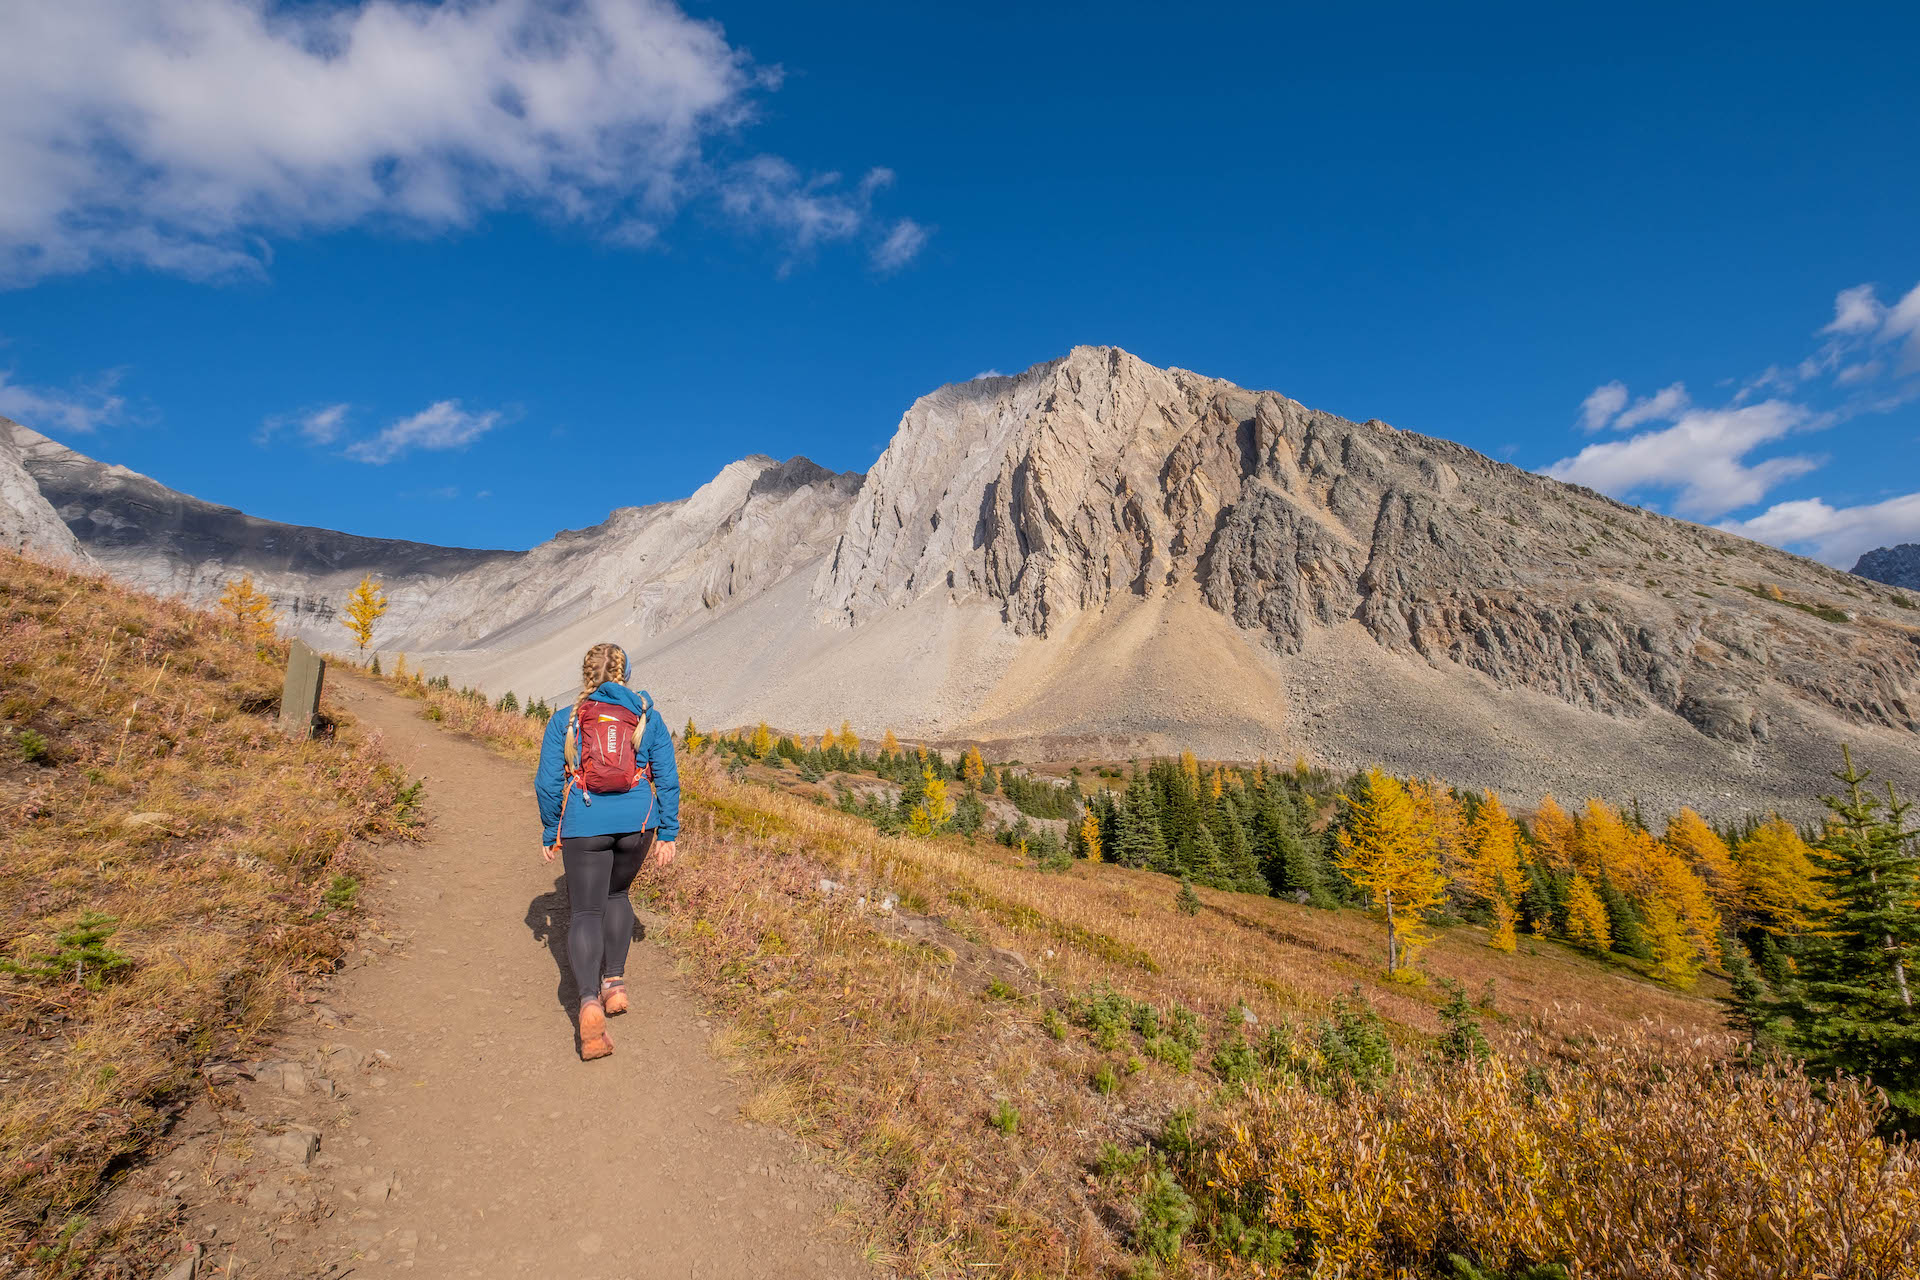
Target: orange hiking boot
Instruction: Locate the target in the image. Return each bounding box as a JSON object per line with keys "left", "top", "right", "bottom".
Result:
{"left": 578, "top": 999, "right": 613, "bottom": 1061}
{"left": 600, "top": 977, "right": 628, "bottom": 1016}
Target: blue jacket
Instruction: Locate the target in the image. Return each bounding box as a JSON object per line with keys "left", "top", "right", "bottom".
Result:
{"left": 536, "top": 682, "right": 681, "bottom": 845}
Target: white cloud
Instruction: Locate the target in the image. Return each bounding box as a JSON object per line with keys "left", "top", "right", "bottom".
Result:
{"left": 1611, "top": 382, "right": 1690, "bottom": 432}
{"left": 259, "top": 402, "right": 351, "bottom": 446}
{"left": 1544, "top": 401, "right": 1821, "bottom": 518}
{"left": 346, "top": 400, "right": 500, "bottom": 464}
{"left": 1884, "top": 282, "right": 1920, "bottom": 373}
{"left": 0, "top": 0, "right": 915, "bottom": 283}
{"left": 872, "top": 218, "right": 928, "bottom": 272}
{"left": 1719, "top": 492, "right": 1920, "bottom": 568}
{"left": 717, "top": 158, "right": 904, "bottom": 269}
{"left": 0, "top": 368, "right": 126, "bottom": 433}
{"left": 1822, "top": 283, "right": 1886, "bottom": 335}
{"left": 1578, "top": 380, "right": 1627, "bottom": 431}
{"left": 970, "top": 369, "right": 1005, "bottom": 380}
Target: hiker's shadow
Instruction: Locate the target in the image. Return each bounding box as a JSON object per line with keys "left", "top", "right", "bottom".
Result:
{"left": 525, "top": 876, "right": 582, "bottom": 1029}
{"left": 523, "top": 875, "right": 646, "bottom": 1028}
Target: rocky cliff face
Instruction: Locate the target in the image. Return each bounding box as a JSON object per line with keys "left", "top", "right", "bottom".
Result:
{"left": 1855, "top": 544, "right": 1920, "bottom": 591}
{"left": 1, "top": 418, "right": 87, "bottom": 560}
{"left": 819, "top": 347, "right": 1919, "bottom": 745}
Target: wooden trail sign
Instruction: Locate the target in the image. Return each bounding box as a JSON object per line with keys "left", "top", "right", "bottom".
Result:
{"left": 280, "top": 639, "right": 326, "bottom": 738}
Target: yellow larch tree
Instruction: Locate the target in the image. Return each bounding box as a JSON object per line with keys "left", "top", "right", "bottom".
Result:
{"left": 1179, "top": 751, "right": 1201, "bottom": 787}
{"left": 750, "top": 722, "right": 773, "bottom": 758}
{"left": 961, "top": 746, "right": 986, "bottom": 787}
{"left": 821, "top": 725, "right": 839, "bottom": 752}
{"left": 1408, "top": 778, "right": 1468, "bottom": 879}
{"left": 682, "top": 718, "right": 705, "bottom": 752}
{"left": 909, "top": 767, "right": 952, "bottom": 837}
{"left": 839, "top": 720, "right": 860, "bottom": 756}
{"left": 1664, "top": 807, "right": 1743, "bottom": 916}
{"left": 217, "top": 573, "right": 279, "bottom": 644}
{"left": 880, "top": 729, "right": 900, "bottom": 759}
{"left": 1335, "top": 768, "right": 1449, "bottom": 978}
{"left": 1645, "top": 899, "right": 1703, "bottom": 988}
{"left": 341, "top": 574, "right": 388, "bottom": 655}
{"left": 1576, "top": 798, "right": 1638, "bottom": 883}
{"left": 1644, "top": 843, "right": 1723, "bottom": 969}
{"left": 1080, "top": 808, "right": 1103, "bottom": 863}
{"left": 1735, "top": 817, "right": 1832, "bottom": 935}
{"left": 1529, "top": 795, "right": 1579, "bottom": 873}
{"left": 1565, "top": 874, "right": 1612, "bottom": 952}
{"left": 1466, "top": 790, "right": 1525, "bottom": 952}
{"left": 1208, "top": 768, "right": 1225, "bottom": 801}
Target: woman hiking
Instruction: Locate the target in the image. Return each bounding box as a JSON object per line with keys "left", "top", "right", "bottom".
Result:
{"left": 536, "top": 642, "right": 680, "bottom": 1061}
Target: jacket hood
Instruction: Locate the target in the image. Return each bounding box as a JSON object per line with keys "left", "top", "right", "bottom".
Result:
{"left": 590, "top": 681, "right": 651, "bottom": 714}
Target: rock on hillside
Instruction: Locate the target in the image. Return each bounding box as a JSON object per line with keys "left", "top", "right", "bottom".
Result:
{"left": 0, "top": 417, "right": 87, "bottom": 560}
{"left": 1855, "top": 544, "right": 1920, "bottom": 591}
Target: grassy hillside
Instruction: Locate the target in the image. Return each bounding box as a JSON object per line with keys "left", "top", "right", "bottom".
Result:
{"left": 380, "top": 673, "right": 1919, "bottom": 1278}
{"left": 0, "top": 552, "right": 418, "bottom": 1271}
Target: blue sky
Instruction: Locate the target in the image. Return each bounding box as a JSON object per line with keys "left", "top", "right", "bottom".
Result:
{"left": 0, "top": 1, "right": 1915, "bottom": 565}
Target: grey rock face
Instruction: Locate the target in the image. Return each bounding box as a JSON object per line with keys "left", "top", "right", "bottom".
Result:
{"left": 1854, "top": 544, "right": 1920, "bottom": 590}
{"left": 0, "top": 417, "right": 87, "bottom": 560}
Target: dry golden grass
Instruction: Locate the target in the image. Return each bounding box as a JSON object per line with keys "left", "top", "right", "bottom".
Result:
{"left": 0, "top": 552, "right": 418, "bottom": 1271}
{"left": 386, "top": 669, "right": 1920, "bottom": 1277}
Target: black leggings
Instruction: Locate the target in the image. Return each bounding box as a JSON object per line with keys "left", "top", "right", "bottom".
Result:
{"left": 559, "top": 831, "right": 654, "bottom": 1007}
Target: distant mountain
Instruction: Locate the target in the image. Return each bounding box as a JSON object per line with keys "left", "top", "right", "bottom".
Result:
{"left": 1853, "top": 544, "right": 1920, "bottom": 591}
{"left": 5, "top": 350, "right": 1917, "bottom": 816}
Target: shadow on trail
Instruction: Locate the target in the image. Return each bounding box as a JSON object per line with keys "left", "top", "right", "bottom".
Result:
{"left": 523, "top": 875, "right": 645, "bottom": 1029}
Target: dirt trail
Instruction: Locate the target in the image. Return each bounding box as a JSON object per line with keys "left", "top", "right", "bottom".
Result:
{"left": 136, "top": 674, "right": 874, "bottom": 1279}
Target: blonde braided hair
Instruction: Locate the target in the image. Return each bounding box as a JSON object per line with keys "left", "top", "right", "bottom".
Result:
{"left": 577, "top": 642, "right": 628, "bottom": 713}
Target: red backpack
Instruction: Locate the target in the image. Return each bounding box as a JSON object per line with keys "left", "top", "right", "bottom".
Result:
{"left": 564, "top": 693, "right": 655, "bottom": 794}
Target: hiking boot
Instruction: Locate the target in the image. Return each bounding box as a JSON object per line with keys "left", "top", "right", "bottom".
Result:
{"left": 578, "top": 999, "right": 613, "bottom": 1061}
{"left": 601, "top": 977, "right": 628, "bottom": 1016}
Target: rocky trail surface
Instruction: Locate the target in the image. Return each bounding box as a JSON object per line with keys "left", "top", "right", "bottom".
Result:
{"left": 113, "top": 675, "right": 873, "bottom": 1280}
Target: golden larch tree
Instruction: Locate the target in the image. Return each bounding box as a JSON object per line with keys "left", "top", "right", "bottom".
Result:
{"left": 839, "top": 720, "right": 860, "bottom": 756}
{"left": 880, "top": 728, "right": 900, "bottom": 758}
{"left": 1664, "top": 808, "right": 1742, "bottom": 915}
{"left": 909, "top": 767, "right": 952, "bottom": 837}
{"left": 1577, "top": 798, "right": 1638, "bottom": 883}
{"left": 1179, "top": 751, "right": 1200, "bottom": 787}
{"left": 1645, "top": 900, "right": 1703, "bottom": 988}
{"left": 961, "top": 746, "right": 986, "bottom": 787}
{"left": 1565, "top": 874, "right": 1612, "bottom": 952}
{"left": 750, "top": 722, "right": 773, "bottom": 758}
{"left": 1467, "top": 790, "right": 1525, "bottom": 952}
{"left": 341, "top": 574, "right": 388, "bottom": 655}
{"left": 1408, "top": 778, "right": 1468, "bottom": 879}
{"left": 821, "top": 725, "right": 839, "bottom": 752}
{"left": 1734, "top": 816, "right": 1833, "bottom": 935}
{"left": 218, "top": 573, "right": 279, "bottom": 644}
{"left": 1528, "top": 795, "right": 1579, "bottom": 872}
{"left": 1208, "top": 768, "right": 1225, "bottom": 801}
{"left": 682, "top": 717, "right": 704, "bottom": 752}
{"left": 1335, "top": 768, "right": 1449, "bottom": 978}
{"left": 1080, "top": 808, "right": 1103, "bottom": 863}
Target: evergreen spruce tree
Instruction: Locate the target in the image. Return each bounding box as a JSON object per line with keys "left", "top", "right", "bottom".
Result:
{"left": 1113, "top": 779, "right": 1169, "bottom": 871}
{"left": 1774, "top": 748, "right": 1920, "bottom": 1118}
{"left": 1216, "top": 798, "right": 1264, "bottom": 894}
{"left": 1187, "top": 824, "right": 1226, "bottom": 888}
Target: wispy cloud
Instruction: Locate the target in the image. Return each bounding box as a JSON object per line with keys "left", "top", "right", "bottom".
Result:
{"left": 346, "top": 401, "right": 501, "bottom": 464}
{"left": 1577, "top": 380, "right": 1627, "bottom": 432}
{"left": 872, "top": 218, "right": 929, "bottom": 272}
{"left": 970, "top": 369, "right": 1005, "bottom": 381}
{"left": 1719, "top": 492, "right": 1920, "bottom": 569}
{"left": 1546, "top": 401, "right": 1822, "bottom": 518}
{"left": 1547, "top": 280, "right": 1920, "bottom": 532}
{"left": 0, "top": 0, "right": 918, "bottom": 284}
{"left": 0, "top": 368, "right": 126, "bottom": 433}
{"left": 258, "top": 402, "right": 351, "bottom": 446}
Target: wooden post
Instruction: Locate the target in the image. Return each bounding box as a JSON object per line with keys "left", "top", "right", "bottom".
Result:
{"left": 280, "top": 639, "right": 326, "bottom": 738}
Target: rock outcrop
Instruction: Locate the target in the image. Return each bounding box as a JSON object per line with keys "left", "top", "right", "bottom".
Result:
{"left": 1855, "top": 544, "right": 1920, "bottom": 591}
{"left": 0, "top": 417, "right": 87, "bottom": 560}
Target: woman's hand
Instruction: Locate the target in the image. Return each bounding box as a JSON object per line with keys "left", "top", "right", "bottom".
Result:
{"left": 652, "top": 839, "right": 677, "bottom": 868}
{"left": 542, "top": 842, "right": 559, "bottom": 863}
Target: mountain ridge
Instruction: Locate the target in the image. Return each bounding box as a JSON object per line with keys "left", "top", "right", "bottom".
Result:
{"left": 4, "top": 350, "right": 1917, "bottom": 816}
